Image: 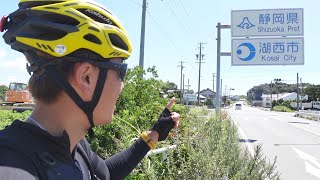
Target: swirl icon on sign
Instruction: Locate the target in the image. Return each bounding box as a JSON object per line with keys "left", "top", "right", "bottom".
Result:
{"left": 236, "top": 43, "right": 256, "bottom": 61}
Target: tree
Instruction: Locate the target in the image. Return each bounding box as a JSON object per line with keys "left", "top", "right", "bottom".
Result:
{"left": 304, "top": 84, "right": 320, "bottom": 101}
{"left": 0, "top": 85, "right": 8, "bottom": 101}
{"left": 205, "top": 97, "right": 214, "bottom": 106}
{"left": 222, "top": 96, "right": 227, "bottom": 105}
{"left": 247, "top": 82, "right": 302, "bottom": 102}
{"left": 159, "top": 80, "right": 177, "bottom": 92}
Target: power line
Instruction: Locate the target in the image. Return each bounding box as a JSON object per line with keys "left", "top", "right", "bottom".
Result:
{"left": 146, "top": 10, "right": 177, "bottom": 49}
{"left": 162, "top": 0, "right": 183, "bottom": 26}
{"left": 170, "top": 0, "right": 185, "bottom": 19}
{"left": 161, "top": 0, "right": 192, "bottom": 33}
{"left": 128, "top": 0, "right": 142, "bottom": 6}
{"left": 177, "top": 0, "right": 189, "bottom": 17}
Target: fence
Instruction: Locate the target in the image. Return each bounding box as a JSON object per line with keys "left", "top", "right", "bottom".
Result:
{"left": 295, "top": 110, "right": 320, "bottom": 121}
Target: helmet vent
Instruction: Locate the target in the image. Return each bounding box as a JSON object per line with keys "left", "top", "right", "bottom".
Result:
{"left": 88, "top": 26, "right": 100, "bottom": 32}
{"left": 35, "top": 43, "right": 53, "bottom": 52}
{"left": 42, "top": 13, "right": 80, "bottom": 27}
{"left": 36, "top": 43, "right": 41, "bottom": 48}
{"left": 109, "top": 52, "right": 122, "bottom": 56}
{"left": 84, "top": 34, "right": 102, "bottom": 45}
{"left": 19, "top": 1, "right": 63, "bottom": 9}
{"left": 47, "top": 45, "right": 54, "bottom": 52}
{"left": 64, "top": 3, "right": 79, "bottom": 7}
{"left": 44, "top": 7, "right": 60, "bottom": 10}
{"left": 108, "top": 33, "right": 128, "bottom": 51}
{"left": 41, "top": 44, "right": 48, "bottom": 50}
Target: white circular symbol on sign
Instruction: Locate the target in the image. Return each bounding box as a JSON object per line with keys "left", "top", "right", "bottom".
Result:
{"left": 55, "top": 45, "right": 67, "bottom": 55}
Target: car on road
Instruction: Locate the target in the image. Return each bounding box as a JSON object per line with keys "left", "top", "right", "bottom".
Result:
{"left": 235, "top": 103, "right": 242, "bottom": 110}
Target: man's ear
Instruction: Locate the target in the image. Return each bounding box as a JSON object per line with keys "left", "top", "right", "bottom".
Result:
{"left": 69, "top": 62, "right": 99, "bottom": 101}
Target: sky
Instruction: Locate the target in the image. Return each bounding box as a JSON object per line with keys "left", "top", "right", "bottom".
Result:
{"left": 0, "top": 0, "right": 318, "bottom": 96}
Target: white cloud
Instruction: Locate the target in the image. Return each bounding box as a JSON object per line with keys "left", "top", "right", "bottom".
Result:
{"left": 0, "top": 48, "right": 7, "bottom": 58}
{"left": 0, "top": 56, "right": 27, "bottom": 70}
{"left": 7, "top": 76, "right": 17, "bottom": 82}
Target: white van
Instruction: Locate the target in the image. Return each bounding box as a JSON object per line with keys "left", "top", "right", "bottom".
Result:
{"left": 235, "top": 103, "right": 242, "bottom": 110}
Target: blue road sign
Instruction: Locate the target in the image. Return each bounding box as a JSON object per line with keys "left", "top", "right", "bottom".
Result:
{"left": 232, "top": 37, "right": 304, "bottom": 66}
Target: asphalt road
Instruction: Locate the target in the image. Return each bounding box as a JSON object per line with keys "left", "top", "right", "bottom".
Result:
{"left": 228, "top": 103, "right": 320, "bottom": 180}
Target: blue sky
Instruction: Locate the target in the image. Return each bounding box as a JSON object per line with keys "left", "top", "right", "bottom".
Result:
{"left": 0, "top": 0, "right": 318, "bottom": 95}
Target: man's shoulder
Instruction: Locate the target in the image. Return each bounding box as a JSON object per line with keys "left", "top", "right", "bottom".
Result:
{"left": 0, "top": 166, "right": 36, "bottom": 180}
{"left": 0, "top": 120, "right": 40, "bottom": 177}
{"left": 0, "top": 147, "right": 38, "bottom": 179}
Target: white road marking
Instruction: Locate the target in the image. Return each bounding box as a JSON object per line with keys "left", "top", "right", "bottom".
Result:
{"left": 271, "top": 115, "right": 320, "bottom": 137}
{"left": 231, "top": 115, "right": 255, "bottom": 157}
{"left": 291, "top": 146, "right": 320, "bottom": 178}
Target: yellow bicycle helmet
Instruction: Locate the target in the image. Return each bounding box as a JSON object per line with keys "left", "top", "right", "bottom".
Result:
{"left": 1, "top": 0, "right": 133, "bottom": 137}
{"left": 1, "top": 0, "right": 132, "bottom": 59}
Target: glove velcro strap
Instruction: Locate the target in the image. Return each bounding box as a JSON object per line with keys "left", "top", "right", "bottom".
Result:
{"left": 140, "top": 131, "right": 156, "bottom": 149}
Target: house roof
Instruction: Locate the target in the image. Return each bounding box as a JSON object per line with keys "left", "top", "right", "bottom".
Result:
{"left": 199, "top": 88, "right": 214, "bottom": 93}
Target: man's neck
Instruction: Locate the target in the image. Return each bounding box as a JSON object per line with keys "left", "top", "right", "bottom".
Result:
{"left": 27, "top": 99, "right": 89, "bottom": 153}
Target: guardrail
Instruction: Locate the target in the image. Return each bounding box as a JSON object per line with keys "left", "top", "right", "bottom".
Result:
{"left": 145, "top": 145, "right": 177, "bottom": 157}
{"left": 145, "top": 145, "right": 177, "bottom": 169}
{"left": 295, "top": 110, "right": 320, "bottom": 121}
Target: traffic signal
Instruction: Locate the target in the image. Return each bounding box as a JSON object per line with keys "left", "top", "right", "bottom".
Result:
{"left": 274, "top": 78, "right": 281, "bottom": 82}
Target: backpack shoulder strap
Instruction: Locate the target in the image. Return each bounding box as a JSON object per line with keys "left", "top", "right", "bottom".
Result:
{"left": 77, "top": 139, "right": 100, "bottom": 180}
{"left": 0, "top": 139, "right": 48, "bottom": 180}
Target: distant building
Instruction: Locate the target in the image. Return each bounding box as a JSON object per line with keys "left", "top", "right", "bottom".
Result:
{"left": 261, "top": 92, "right": 308, "bottom": 108}
{"left": 196, "top": 94, "right": 207, "bottom": 103}
{"left": 230, "top": 95, "right": 240, "bottom": 101}
{"left": 198, "top": 88, "right": 215, "bottom": 99}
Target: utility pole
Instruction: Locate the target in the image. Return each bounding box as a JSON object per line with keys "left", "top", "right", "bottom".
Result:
{"left": 297, "top": 73, "right": 300, "bottom": 111}
{"left": 139, "top": 0, "right": 147, "bottom": 77}
{"left": 220, "top": 79, "right": 223, "bottom": 106}
{"left": 212, "top": 73, "right": 216, "bottom": 105}
{"left": 185, "top": 79, "right": 191, "bottom": 106}
{"left": 185, "top": 79, "right": 191, "bottom": 93}
{"left": 212, "top": 73, "right": 216, "bottom": 93}
{"left": 182, "top": 74, "right": 185, "bottom": 104}
{"left": 270, "top": 81, "right": 273, "bottom": 110}
{"left": 178, "top": 61, "right": 185, "bottom": 104}
{"left": 196, "top": 42, "right": 206, "bottom": 106}
{"left": 300, "top": 77, "right": 303, "bottom": 109}
{"left": 224, "top": 85, "right": 227, "bottom": 97}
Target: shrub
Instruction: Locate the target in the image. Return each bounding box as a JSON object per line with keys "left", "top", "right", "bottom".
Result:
{"left": 126, "top": 108, "right": 280, "bottom": 179}
{"left": 272, "top": 105, "right": 294, "bottom": 112}
{"left": 0, "top": 110, "right": 31, "bottom": 129}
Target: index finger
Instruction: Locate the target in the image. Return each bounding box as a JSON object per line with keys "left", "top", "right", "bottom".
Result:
{"left": 165, "top": 97, "right": 175, "bottom": 110}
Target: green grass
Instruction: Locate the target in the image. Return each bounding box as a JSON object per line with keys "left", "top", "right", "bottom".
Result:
{"left": 272, "top": 106, "right": 294, "bottom": 112}
{"left": 0, "top": 110, "right": 31, "bottom": 129}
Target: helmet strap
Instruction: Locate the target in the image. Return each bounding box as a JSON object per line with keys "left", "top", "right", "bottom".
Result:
{"left": 45, "top": 66, "right": 108, "bottom": 139}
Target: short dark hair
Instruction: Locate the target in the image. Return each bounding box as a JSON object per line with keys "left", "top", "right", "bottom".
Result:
{"left": 26, "top": 52, "right": 75, "bottom": 104}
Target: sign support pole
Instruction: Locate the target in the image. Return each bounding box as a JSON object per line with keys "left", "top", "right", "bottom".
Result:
{"left": 215, "top": 23, "right": 231, "bottom": 115}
